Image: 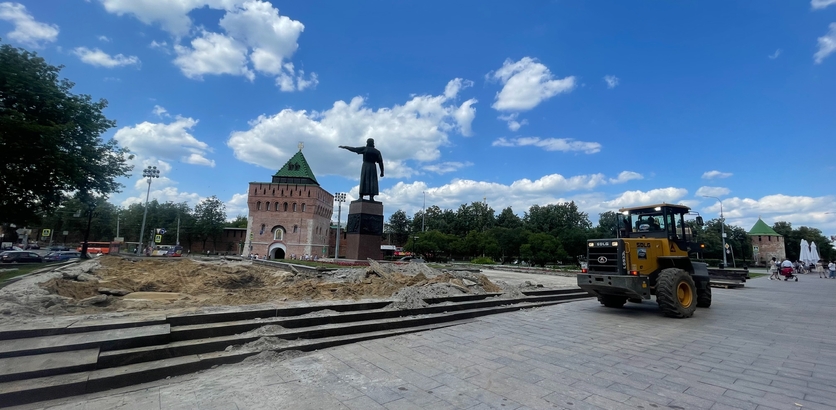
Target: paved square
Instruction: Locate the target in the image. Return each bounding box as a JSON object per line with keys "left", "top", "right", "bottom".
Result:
{"left": 12, "top": 274, "right": 836, "bottom": 410}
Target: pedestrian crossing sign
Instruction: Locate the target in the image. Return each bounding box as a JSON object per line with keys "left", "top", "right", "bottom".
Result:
{"left": 154, "top": 234, "right": 162, "bottom": 243}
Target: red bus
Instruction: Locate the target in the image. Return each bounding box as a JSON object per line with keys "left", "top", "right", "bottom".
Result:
{"left": 77, "top": 242, "right": 119, "bottom": 254}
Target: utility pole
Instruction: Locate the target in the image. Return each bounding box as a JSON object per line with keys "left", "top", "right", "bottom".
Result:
{"left": 703, "top": 195, "right": 727, "bottom": 268}
{"left": 422, "top": 191, "right": 426, "bottom": 232}
{"left": 176, "top": 214, "right": 181, "bottom": 245}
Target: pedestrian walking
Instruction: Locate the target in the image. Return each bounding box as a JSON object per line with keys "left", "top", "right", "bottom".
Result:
{"left": 815, "top": 260, "right": 825, "bottom": 278}
{"left": 829, "top": 261, "right": 836, "bottom": 279}
{"left": 769, "top": 257, "right": 780, "bottom": 280}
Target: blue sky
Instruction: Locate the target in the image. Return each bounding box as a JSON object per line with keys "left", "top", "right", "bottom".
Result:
{"left": 2, "top": 0, "right": 835, "bottom": 238}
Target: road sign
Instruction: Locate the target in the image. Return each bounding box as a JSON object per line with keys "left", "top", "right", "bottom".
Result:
{"left": 154, "top": 234, "right": 162, "bottom": 243}
{"left": 42, "top": 229, "right": 51, "bottom": 237}
{"left": 160, "top": 228, "right": 166, "bottom": 235}
{"left": 724, "top": 243, "right": 730, "bottom": 249}
{"left": 63, "top": 231, "right": 69, "bottom": 236}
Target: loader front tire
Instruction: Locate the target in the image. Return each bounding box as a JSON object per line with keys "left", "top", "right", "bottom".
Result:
{"left": 656, "top": 268, "right": 697, "bottom": 318}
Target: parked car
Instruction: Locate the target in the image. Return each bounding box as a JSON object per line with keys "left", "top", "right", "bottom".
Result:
{"left": 1, "top": 245, "right": 23, "bottom": 251}
{"left": 43, "top": 251, "right": 82, "bottom": 262}
{"left": 1, "top": 251, "right": 43, "bottom": 263}
{"left": 49, "top": 246, "right": 71, "bottom": 251}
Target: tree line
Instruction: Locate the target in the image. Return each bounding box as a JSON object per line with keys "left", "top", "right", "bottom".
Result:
{"left": 384, "top": 203, "right": 835, "bottom": 266}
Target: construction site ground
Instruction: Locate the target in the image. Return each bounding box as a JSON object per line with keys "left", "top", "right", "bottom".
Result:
{"left": 8, "top": 269, "right": 836, "bottom": 410}
{"left": 0, "top": 256, "right": 576, "bottom": 330}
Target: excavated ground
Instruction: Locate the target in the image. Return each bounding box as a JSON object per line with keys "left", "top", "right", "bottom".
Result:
{"left": 0, "top": 256, "right": 536, "bottom": 324}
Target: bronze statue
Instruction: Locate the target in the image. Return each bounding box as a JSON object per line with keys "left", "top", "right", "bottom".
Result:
{"left": 339, "top": 138, "right": 384, "bottom": 201}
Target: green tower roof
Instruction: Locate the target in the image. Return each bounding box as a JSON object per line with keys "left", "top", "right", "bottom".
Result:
{"left": 748, "top": 218, "right": 780, "bottom": 236}
{"left": 272, "top": 149, "right": 318, "bottom": 185}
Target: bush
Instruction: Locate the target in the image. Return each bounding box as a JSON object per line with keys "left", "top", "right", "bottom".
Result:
{"left": 470, "top": 256, "right": 495, "bottom": 265}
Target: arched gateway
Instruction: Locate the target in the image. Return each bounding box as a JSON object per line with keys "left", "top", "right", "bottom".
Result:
{"left": 268, "top": 243, "right": 287, "bottom": 259}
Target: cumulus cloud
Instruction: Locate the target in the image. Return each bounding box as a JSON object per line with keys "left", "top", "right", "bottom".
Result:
{"left": 702, "top": 170, "right": 733, "bottom": 179}
{"left": 276, "top": 63, "right": 318, "bottom": 92}
{"left": 98, "top": 0, "right": 239, "bottom": 37}
{"left": 0, "top": 2, "right": 59, "bottom": 48}
{"left": 492, "top": 137, "right": 601, "bottom": 154}
{"left": 601, "top": 188, "right": 689, "bottom": 209}
{"left": 218, "top": 1, "right": 303, "bottom": 73}
{"left": 72, "top": 47, "right": 140, "bottom": 68}
{"left": 152, "top": 105, "right": 170, "bottom": 118}
{"left": 768, "top": 49, "right": 782, "bottom": 60}
{"left": 498, "top": 113, "right": 527, "bottom": 132}
{"left": 114, "top": 111, "right": 216, "bottom": 167}
{"left": 609, "top": 171, "right": 643, "bottom": 184}
{"left": 603, "top": 75, "right": 619, "bottom": 89}
{"left": 695, "top": 186, "right": 731, "bottom": 197}
{"left": 225, "top": 192, "right": 249, "bottom": 219}
{"left": 812, "top": 0, "right": 836, "bottom": 10}
{"left": 703, "top": 193, "right": 836, "bottom": 234}
{"left": 814, "top": 23, "right": 836, "bottom": 64}
{"left": 488, "top": 57, "right": 576, "bottom": 111}
{"left": 98, "top": 35, "right": 111, "bottom": 42}
{"left": 227, "top": 78, "right": 477, "bottom": 179}
{"left": 174, "top": 31, "right": 253, "bottom": 80}
{"left": 422, "top": 162, "right": 473, "bottom": 174}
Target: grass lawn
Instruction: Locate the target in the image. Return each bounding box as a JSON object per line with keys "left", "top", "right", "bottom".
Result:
{"left": 749, "top": 273, "right": 767, "bottom": 279}
{"left": 0, "top": 263, "right": 62, "bottom": 287}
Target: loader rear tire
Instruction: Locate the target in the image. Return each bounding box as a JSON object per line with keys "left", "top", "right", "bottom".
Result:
{"left": 599, "top": 295, "right": 627, "bottom": 308}
{"left": 656, "top": 268, "right": 697, "bottom": 318}
{"left": 696, "top": 285, "right": 712, "bottom": 308}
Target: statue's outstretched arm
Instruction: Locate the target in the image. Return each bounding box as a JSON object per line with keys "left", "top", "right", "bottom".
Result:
{"left": 339, "top": 145, "right": 363, "bottom": 154}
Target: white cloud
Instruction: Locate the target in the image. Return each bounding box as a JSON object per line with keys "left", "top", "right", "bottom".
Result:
{"left": 453, "top": 98, "right": 477, "bottom": 137}
{"left": 702, "top": 170, "right": 732, "bottom": 179}
{"left": 422, "top": 162, "right": 473, "bottom": 174}
{"left": 98, "top": 0, "right": 239, "bottom": 37}
{"left": 603, "top": 75, "right": 619, "bottom": 89}
{"left": 695, "top": 186, "right": 731, "bottom": 197}
{"left": 72, "top": 47, "right": 140, "bottom": 68}
{"left": 121, "top": 185, "right": 203, "bottom": 207}
{"left": 498, "top": 113, "right": 527, "bottom": 131}
{"left": 768, "top": 49, "right": 782, "bottom": 59}
{"left": 227, "top": 78, "right": 476, "bottom": 179}
{"left": 149, "top": 40, "right": 169, "bottom": 51}
{"left": 703, "top": 194, "right": 836, "bottom": 234}
{"left": 114, "top": 112, "right": 216, "bottom": 167}
{"left": 488, "top": 57, "right": 576, "bottom": 111}
{"left": 601, "top": 188, "right": 689, "bottom": 209}
{"left": 276, "top": 63, "right": 318, "bottom": 92}
{"left": 492, "top": 137, "right": 601, "bottom": 154}
{"left": 812, "top": 0, "right": 836, "bottom": 10}
{"left": 219, "top": 1, "right": 304, "bottom": 75}
{"left": 152, "top": 105, "right": 170, "bottom": 118}
{"left": 98, "top": 35, "right": 111, "bottom": 42}
{"left": 226, "top": 192, "right": 249, "bottom": 219}
{"left": 609, "top": 171, "right": 643, "bottom": 184}
{"left": 174, "top": 31, "right": 254, "bottom": 80}
{"left": 0, "top": 2, "right": 59, "bottom": 48}
{"left": 444, "top": 78, "right": 473, "bottom": 99}
{"left": 814, "top": 23, "right": 836, "bottom": 64}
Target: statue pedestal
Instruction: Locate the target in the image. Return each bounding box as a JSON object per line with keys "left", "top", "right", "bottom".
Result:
{"left": 345, "top": 200, "right": 383, "bottom": 260}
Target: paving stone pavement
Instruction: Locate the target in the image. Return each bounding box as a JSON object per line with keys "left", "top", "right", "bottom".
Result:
{"left": 10, "top": 274, "right": 836, "bottom": 410}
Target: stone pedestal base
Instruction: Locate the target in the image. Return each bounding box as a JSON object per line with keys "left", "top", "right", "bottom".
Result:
{"left": 345, "top": 200, "right": 383, "bottom": 260}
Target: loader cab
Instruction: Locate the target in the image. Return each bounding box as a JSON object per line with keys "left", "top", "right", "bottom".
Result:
{"left": 617, "top": 204, "right": 700, "bottom": 243}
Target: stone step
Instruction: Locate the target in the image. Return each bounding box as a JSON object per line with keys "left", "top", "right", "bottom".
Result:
{"left": 0, "top": 349, "right": 99, "bottom": 383}
{"left": 0, "top": 320, "right": 471, "bottom": 407}
{"left": 0, "top": 315, "right": 167, "bottom": 341}
{"left": 99, "top": 298, "right": 581, "bottom": 368}
{"left": 165, "top": 300, "right": 392, "bottom": 326}
{"left": 0, "top": 324, "right": 170, "bottom": 359}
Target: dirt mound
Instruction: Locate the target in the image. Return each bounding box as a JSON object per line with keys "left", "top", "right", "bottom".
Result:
{"left": 39, "top": 278, "right": 100, "bottom": 300}
{"left": 5, "top": 256, "right": 508, "bottom": 317}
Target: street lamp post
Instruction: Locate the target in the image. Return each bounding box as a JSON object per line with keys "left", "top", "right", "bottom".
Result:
{"left": 703, "top": 195, "right": 727, "bottom": 268}
{"left": 422, "top": 191, "right": 426, "bottom": 232}
{"left": 334, "top": 193, "right": 346, "bottom": 259}
{"left": 138, "top": 166, "right": 160, "bottom": 256}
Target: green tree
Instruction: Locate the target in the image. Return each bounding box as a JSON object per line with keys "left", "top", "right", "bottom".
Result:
{"left": 495, "top": 207, "right": 522, "bottom": 229}
{"left": 520, "top": 233, "right": 567, "bottom": 267}
{"left": 0, "top": 42, "right": 132, "bottom": 225}
{"left": 193, "top": 196, "right": 226, "bottom": 250}
{"left": 226, "top": 215, "right": 248, "bottom": 228}
{"left": 593, "top": 211, "right": 619, "bottom": 238}
{"left": 387, "top": 210, "right": 411, "bottom": 246}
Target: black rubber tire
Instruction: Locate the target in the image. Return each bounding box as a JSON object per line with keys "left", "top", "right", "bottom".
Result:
{"left": 656, "top": 268, "right": 697, "bottom": 318}
{"left": 696, "top": 284, "right": 711, "bottom": 308}
{"left": 599, "top": 295, "right": 627, "bottom": 308}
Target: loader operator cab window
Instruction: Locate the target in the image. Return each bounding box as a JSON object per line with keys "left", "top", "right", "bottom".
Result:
{"left": 636, "top": 215, "right": 663, "bottom": 232}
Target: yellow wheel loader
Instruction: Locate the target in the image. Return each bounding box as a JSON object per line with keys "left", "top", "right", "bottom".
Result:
{"left": 577, "top": 204, "right": 711, "bottom": 318}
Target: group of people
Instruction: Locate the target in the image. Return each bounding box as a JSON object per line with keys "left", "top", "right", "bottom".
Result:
{"left": 290, "top": 253, "right": 319, "bottom": 261}
{"left": 768, "top": 257, "right": 836, "bottom": 280}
